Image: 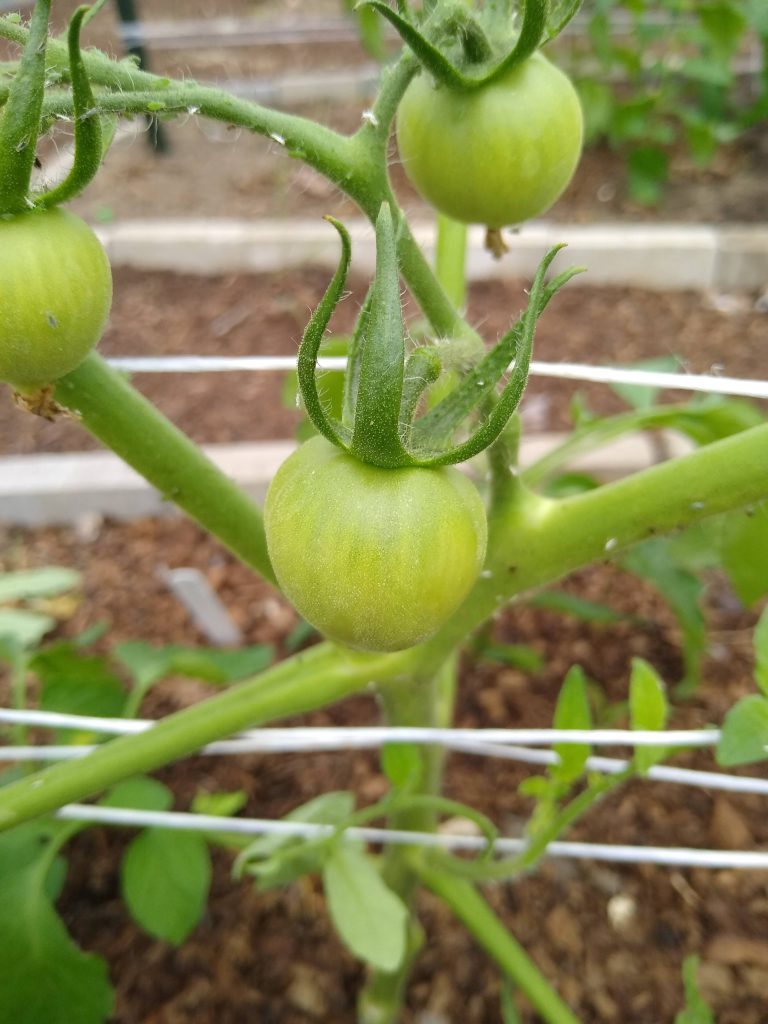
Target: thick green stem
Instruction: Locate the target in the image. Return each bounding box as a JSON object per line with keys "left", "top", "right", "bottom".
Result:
{"left": 53, "top": 353, "right": 276, "bottom": 585}
{"left": 0, "top": 643, "right": 412, "bottom": 830}
{"left": 415, "top": 864, "right": 582, "bottom": 1024}
{"left": 434, "top": 214, "right": 468, "bottom": 311}
{"left": 359, "top": 658, "right": 457, "bottom": 1023}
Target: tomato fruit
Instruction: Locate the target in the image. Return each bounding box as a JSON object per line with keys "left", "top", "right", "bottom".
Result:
{"left": 0, "top": 207, "right": 112, "bottom": 388}
{"left": 264, "top": 435, "right": 488, "bottom": 652}
{"left": 396, "top": 52, "right": 583, "bottom": 227}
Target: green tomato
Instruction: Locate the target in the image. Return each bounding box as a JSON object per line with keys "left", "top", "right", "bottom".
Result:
{"left": 264, "top": 436, "right": 488, "bottom": 652}
{"left": 0, "top": 207, "right": 112, "bottom": 388}
{"left": 396, "top": 52, "right": 583, "bottom": 227}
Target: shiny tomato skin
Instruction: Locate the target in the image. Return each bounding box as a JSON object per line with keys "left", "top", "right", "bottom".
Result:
{"left": 396, "top": 52, "right": 583, "bottom": 227}
{"left": 264, "top": 436, "right": 488, "bottom": 652}
{"left": 0, "top": 207, "right": 112, "bottom": 388}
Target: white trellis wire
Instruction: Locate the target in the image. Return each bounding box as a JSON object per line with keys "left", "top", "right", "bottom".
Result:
{"left": 105, "top": 356, "right": 768, "bottom": 401}
{"left": 2, "top": 709, "right": 768, "bottom": 870}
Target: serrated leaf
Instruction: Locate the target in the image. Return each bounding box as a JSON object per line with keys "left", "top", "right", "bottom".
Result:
{"left": 629, "top": 659, "right": 669, "bottom": 773}
{"left": 0, "top": 824, "right": 113, "bottom": 1024}
{"left": 755, "top": 607, "right": 768, "bottom": 697}
{"left": 717, "top": 695, "right": 768, "bottom": 766}
{"left": 121, "top": 828, "right": 211, "bottom": 945}
{"left": 722, "top": 503, "right": 768, "bottom": 606}
{"left": 552, "top": 666, "right": 592, "bottom": 783}
{"left": 101, "top": 776, "right": 173, "bottom": 812}
{"left": 323, "top": 845, "right": 408, "bottom": 971}
{"left": 31, "top": 643, "right": 125, "bottom": 719}
{"left": 0, "top": 567, "right": 81, "bottom": 602}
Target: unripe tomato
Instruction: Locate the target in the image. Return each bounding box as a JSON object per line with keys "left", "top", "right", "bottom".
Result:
{"left": 396, "top": 52, "right": 583, "bottom": 227}
{"left": 264, "top": 436, "right": 488, "bottom": 652}
{"left": 0, "top": 207, "right": 112, "bottom": 388}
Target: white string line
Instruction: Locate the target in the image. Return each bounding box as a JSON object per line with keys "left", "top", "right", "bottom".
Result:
{"left": 104, "top": 356, "right": 768, "bottom": 401}
{"left": 54, "top": 804, "right": 768, "bottom": 870}
{"left": 0, "top": 709, "right": 721, "bottom": 747}
{"left": 5, "top": 738, "right": 768, "bottom": 799}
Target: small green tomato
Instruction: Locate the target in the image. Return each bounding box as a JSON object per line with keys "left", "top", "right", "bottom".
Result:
{"left": 396, "top": 51, "right": 583, "bottom": 228}
{"left": 0, "top": 207, "right": 113, "bottom": 389}
{"left": 264, "top": 436, "right": 488, "bottom": 652}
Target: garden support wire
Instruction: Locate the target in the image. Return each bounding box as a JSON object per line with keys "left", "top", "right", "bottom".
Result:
{"left": 2, "top": 709, "right": 768, "bottom": 870}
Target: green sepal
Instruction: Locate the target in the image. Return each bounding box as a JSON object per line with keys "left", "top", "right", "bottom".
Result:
{"left": 36, "top": 6, "right": 103, "bottom": 209}
{"left": 342, "top": 283, "right": 374, "bottom": 428}
{"left": 296, "top": 217, "right": 354, "bottom": 450}
{"left": 349, "top": 202, "right": 413, "bottom": 468}
{"left": 399, "top": 346, "right": 442, "bottom": 441}
{"left": 544, "top": 0, "right": 583, "bottom": 43}
{"left": 483, "top": 0, "right": 550, "bottom": 85}
{"left": 411, "top": 253, "right": 583, "bottom": 456}
{"left": 361, "top": 0, "right": 550, "bottom": 90}
{"left": 0, "top": 0, "right": 51, "bottom": 213}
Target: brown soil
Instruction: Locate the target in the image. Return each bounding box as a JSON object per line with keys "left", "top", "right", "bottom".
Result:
{"left": 1, "top": 265, "right": 766, "bottom": 457}
{"left": 1, "top": 514, "right": 766, "bottom": 1024}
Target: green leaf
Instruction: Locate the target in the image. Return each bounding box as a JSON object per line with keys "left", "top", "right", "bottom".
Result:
{"left": 552, "top": 666, "right": 592, "bottom": 784}
{"left": 755, "top": 607, "right": 768, "bottom": 697}
{"left": 698, "top": 2, "right": 747, "bottom": 62}
{"left": 721, "top": 502, "right": 768, "bottom": 606}
{"left": 575, "top": 77, "right": 615, "bottom": 143}
{"left": 477, "top": 643, "right": 545, "bottom": 671}
{"left": 627, "top": 145, "right": 669, "bottom": 205}
{"left": 629, "top": 658, "right": 669, "bottom": 773}
{"left": 0, "top": 567, "right": 81, "bottom": 602}
{"left": 191, "top": 789, "right": 247, "bottom": 818}
{"left": 674, "top": 955, "right": 715, "bottom": 1023}
{"left": 0, "top": 607, "right": 55, "bottom": 648}
{"left": 101, "top": 776, "right": 173, "bottom": 812}
{"left": 116, "top": 640, "right": 273, "bottom": 697}
{"left": 239, "top": 791, "right": 355, "bottom": 866}
{"left": 527, "top": 591, "right": 628, "bottom": 625}
{"left": 121, "top": 828, "right": 211, "bottom": 945}
{"left": 323, "top": 844, "right": 408, "bottom": 971}
{"left": 0, "top": 824, "right": 114, "bottom": 1024}
{"left": 717, "top": 695, "right": 768, "bottom": 766}
{"left": 622, "top": 538, "right": 706, "bottom": 691}
{"left": 608, "top": 356, "right": 680, "bottom": 411}
{"left": 31, "top": 643, "right": 126, "bottom": 719}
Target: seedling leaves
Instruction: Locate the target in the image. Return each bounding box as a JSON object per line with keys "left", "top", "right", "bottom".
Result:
{"left": 0, "top": 567, "right": 80, "bottom": 602}
{"left": 0, "top": 607, "right": 55, "bottom": 649}
{"left": 101, "top": 776, "right": 173, "bottom": 812}
{"left": 0, "top": 824, "right": 113, "bottom": 1024}
{"left": 552, "top": 665, "right": 592, "bottom": 783}
{"left": 674, "top": 955, "right": 715, "bottom": 1024}
{"left": 116, "top": 640, "right": 273, "bottom": 699}
{"left": 717, "top": 695, "right": 768, "bottom": 766}
{"left": 323, "top": 844, "right": 408, "bottom": 971}
{"left": 629, "top": 658, "right": 669, "bottom": 773}
{"left": 381, "top": 742, "right": 423, "bottom": 790}
{"left": 32, "top": 642, "right": 125, "bottom": 719}
{"left": 721, "top": 502, "right": 768, "bottom": 606}
{"left": 121, "top": 828, "right": 211, "bottom": 945}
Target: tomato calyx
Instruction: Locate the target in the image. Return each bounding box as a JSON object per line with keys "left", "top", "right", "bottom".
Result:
{"left": 297, "top": 202, "right": 582, "bottom": 470}
{"left": 359, "top": 0, "right": 581, "bottom": 91}
{"left": 0, "top": 3, "right": 104, "bottom": 215}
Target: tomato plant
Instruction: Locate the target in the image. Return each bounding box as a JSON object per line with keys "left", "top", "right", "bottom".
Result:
{"left": 0, "top": 208, "right": 112, "bottom": 389}
{"left": 396, "top": 52, "right": 583, "bottom": 228}
{"left": 265, "top": 435, "right": 488, "bottom": 651}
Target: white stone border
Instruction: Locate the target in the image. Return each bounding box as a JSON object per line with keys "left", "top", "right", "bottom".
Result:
{"left": 93, "top": 219, "right": 768, "bottom": 292}
{"left": 1, "top": 433, "right": 693, "bottom": 527}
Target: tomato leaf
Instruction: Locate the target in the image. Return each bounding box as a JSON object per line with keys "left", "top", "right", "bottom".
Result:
{"left": 31, "top": 642, "right": 125, "bottom": 720}
{"left": 721, "top": 502, "right": 768, "bottom": 606}
{"left": 101, "top": 776, "right": 173, "bottom": 812}
{"left": 121, "top": 828, "right": 211, "bottom": 945}
{"left": 552, "top": 665, "right": 592, "bottom": 783}
{"left": 674, "top": 954, "right": 715, "bottom": 1024}
{"left": 0, "top": 824, "right": 114, "bottom": 1024}
{"left": 754, "top": 607, "right": 768, "bottom": 697}
{"left": 629, "top": 658, "right": 669, "bottom": 773}
{"left": 0, "top": 567, "right": 81, "bottom": 602}
{"left": 717, "top": 695, "right": 768, "bottom": 766}
{"left": 323, "top": 844, "right": 408, "bottom": 971}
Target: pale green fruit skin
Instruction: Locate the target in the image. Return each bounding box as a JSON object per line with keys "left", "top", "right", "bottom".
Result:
{"left": 0, "top": 207, "right": 113, "bottom": 388}
{"left": 396, "top": 52, "right": 584, "bottom": 228}
{"left": 264, "top": 436, "right": 488, "bottom": 652}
